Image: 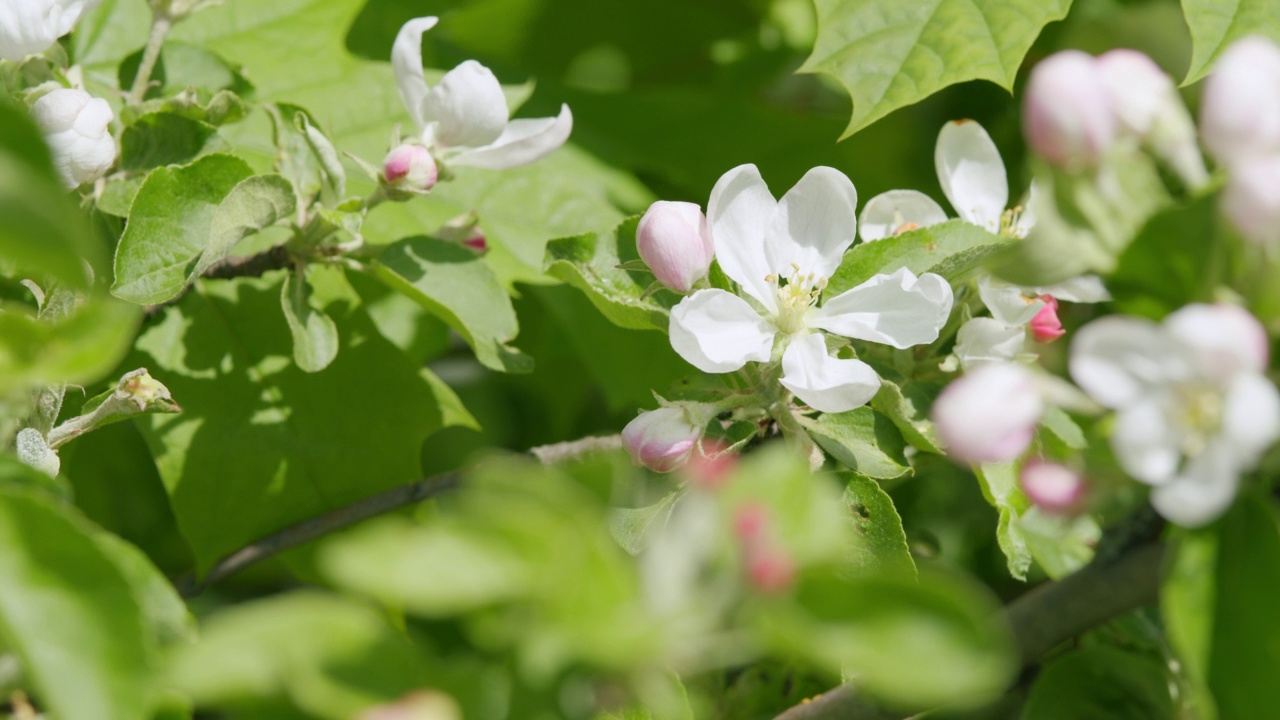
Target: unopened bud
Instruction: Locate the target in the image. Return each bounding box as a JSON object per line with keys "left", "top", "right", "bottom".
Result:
{"left": 733, "top": 502, "right": 770, "bottom": 541}
{"left": 636, "top": 201, "right": 714, "bottom": 293}
{"left": 684, "top": 440, "right": 736, "bottom": 490}
{"left": 382, "top": 143, "right": 438, "bottom": 193}
{"left": 1028, "top": 296, "right": 1065, "bottom": 343}
{"left": 1023, "top": 51, "right": 1116, "bottom": 169}
{"left": 932, "top": 362, "right": 1044, "bottom": 464}
{"left": 31, "top": 88, "right": 116, "bottom": 189}
{"left": 435, "top": 212, "right": 486, "bottom": 253}
{"left": 1221, "top": 155, "right": 1280, "bottom": 245}
{"left": 358, "top": 691, "right": 461, "bottom": 720}
{"left": 621, "top": 406, "right": 702, "bottom": 473}
{"left": 1020, "top": 460, "right": 1087, "bottom": 515}
{"left": 1201, "top": 36, "right": 1280, "bottom": 167}
{"left": 745, "top": 545, "right": 795, "bottom": 593}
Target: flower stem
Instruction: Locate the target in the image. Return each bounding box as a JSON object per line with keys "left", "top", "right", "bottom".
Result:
{"left": 127, "top": 14, "right": 172, "bottom": 105}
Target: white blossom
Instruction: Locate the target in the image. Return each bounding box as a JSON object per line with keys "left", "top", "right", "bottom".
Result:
{"left": 1070, "top": 304, "right": 1280, "bottom": 526}
{"left": 1200, "top": 36, "right": 1280, "bottom": 169}
{"left": 0, "top": 0, "right": 99, "bottom": 61}
{"left": 668, "top": 164, "right": 953, "bottom": 414}
{"left": 392, "top": 17, "right": 571, "bottom": 170}
{"left": 30, "top": 87, "right": 116, "bottom": 188}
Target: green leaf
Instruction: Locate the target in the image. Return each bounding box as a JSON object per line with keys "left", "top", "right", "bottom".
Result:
{"left": 0, "top": 298, "right": 142, "bottom": 394}
{"left": 371, "top": 237, "right": 533, "bottom": 373}
{"left": 543, "top": 217, "right": 674, "bottom": 331}
{"left": 93, "top": 533, "right": 195, "bottom": 649}
{"left": 1040, "top": 406, "right": 1087, "bottom": 450}
{"left": 870, "top": 377, "right": 944, "bottom": 454}
{"left": 129, "top": 270, "right": 471, "bottom": 573}
{"left": 0, "top": 489, "right": 152, "bottom": 720}
{"left": 608, "top": 491, "right": 682, "bottom": 556}
{"left": 1023, "top": 645, "right": 1174, "bottom": 720}
{"left": 799, "top": 407, "right": 911, "bottom": 480}
{"left": 842, "top": 474, "right": 916, "bottom": 576}
{"left": 1182, "top": 0, "right": 1280, "bottom": 83}
{"left": 281, "top": 270, "right": 339, "bottom": 373}
{"left": 827, "top": 220, "right": 1012, "bottom": 296}
{"left": 196, "top": 173, "right": 294, "bottom": 278}
{"left": 0, "top": 452, "right": 70, "bottom": 502}
{"left": 803, "top": 0, "right": 1071, "bottom": 136}
{"left": 974, "top": 462, "right": 1032, "bottom": 580}
{"left": 119, "top": 113, "right": 220, "bottom": 172}
{"left": 761, "top": 570, "right": 1017, "bottom": 708}
{"left": 111, "top": 154, "right": 254, "bottom": 305}
{"left": 1018, "top": 508, "right": 1100, "bottom": 580}
{"left": 1162, "top": 524, "right": 1220, "bottom": 720}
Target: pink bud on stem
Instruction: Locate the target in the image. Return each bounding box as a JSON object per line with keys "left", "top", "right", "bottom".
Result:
{"left": 382, "top": 143, "right": 438, "bottom": 193}
{"left": 1029, "top": 296, "right": 1065, "bottom": 343}
{"left": 1020, "top": 460, "right": 1088, "bottom": 515}
{"left": 636, "top": 201, "right": 715, "bottom": 293}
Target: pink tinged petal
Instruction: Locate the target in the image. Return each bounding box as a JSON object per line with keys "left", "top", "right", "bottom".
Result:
{"left": 1165, "top": 303, "right": 1270, "bottom": 380}
{"left": 1029, "top": 297, "right": 1065, "bottom": 343}
{"left": 636, "top": 200, "right": 714, "bottom": 293}
{"left": 1220, "top": 155, "right": 1280, "bottom": 245}
{"left": 391, "top": 17, "right": 439, "bottom": 131}
{"left": 382, "top": 144, "right": 438, "bottom": 192}
{"left": 931, "top": 362, "right": 1043, "bottom": 464}
{"left": 814, "top": 268, "right": 954, "bottom": 349}
{"left": 1111, "top": 394, "right": 1183, "bottom": 485}
{"left": 857, "top": 189, "right": 948, "bottom": 242}
{"left": 622, "top": 407, "right": 703, "bottom": 473}
{"left": 1069, "top": 316, "right": 1190, "bottom": 408}
{"left": 1020, "top": 460, "right": 1087, "bottom": 515}
{"left": 669, "top": 289, "right": 775, "bottom": 373}
{"left": 1201, "top": 36, "right": 1280, "bottom": 167}
{"left": 421, "top": 60, "right": 509, "bottom": 149}
{"left": 1023, "top": 50, "right": 1117, "bottom": 169}
{"left": 978, "top": 275, "right": 1044, "bottom": 327}
{"left": 764, "top": 166, "right": 858, "bottom": 280}
{"left": 1033, "top": 274, "right": 1110, "bottom": 303}
{"left": 707, "top": 164, "right": 779, "bottom": 313}
{"left": 778, "top": 332, "right": 881, "bottom": 413}
{"left": 935, "top": 120, "right": 1008, "bottom": 231}
{"left": 1222, "top": 372, "right": 1280, "bottom": 462}
{"left": 954, "top": 317, "right": 1027, "bottom": 370}
{"left": 448, "top": 104, "right": 573, "bottom": 170}
{"left": 1150, "top": 441, "right": 1240, "bottom": 527}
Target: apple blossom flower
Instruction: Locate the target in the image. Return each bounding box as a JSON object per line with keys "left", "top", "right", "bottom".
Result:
{"left": 1200, "top": 36, "right": 1280, "bottom": 169}
{"left": 381, "top": 143, "right": 438, "bottom": 193}
{"left": 637, "top": 201, "right": 714, "bottom": 293}
{"left": 1070, "top": 304, "right": 1280, "bottom": 526}
{"left": 932, "top": 362, "right": 1045, "bottom": 464}
{"left": 30, "top": 87, "right": 115, "bottom": 188}
{"left": 392, "top": 17, "right": 572, "bottom": 170}
{"left": 622, "top": 406, "right": 704, "bottom": 473}
{"left": 1020, "top": 460, "right": 1087, "bottom": 515}
{"left": 0, "top": 0, "right": 99, "bottom": 61}
{"left": 1220, "top": 155, "right": 1280, "bottom": 245}
{"left": 1028, "top": 297, "right": 1065, "bottom": 343}
{"left": 669, "top": 164, "right": 954, "bottom": 414}
{"left": 953, "top": 275, "right": 1110, "bottom": 369}
{"left": 1023, "top": 50, "right": 1117, "bottom": 170}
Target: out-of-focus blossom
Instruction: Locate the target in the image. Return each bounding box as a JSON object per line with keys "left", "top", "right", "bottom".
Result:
{"left": 1023, "top": 51, "right": 1117, "bottom": 169}
{"left": 0, "top": 0, "right": 99, "bottom": 61}
{"left": 932, "top": 362, "right": 1044, "bottom": 464}
{"left": 1020, "top": 460, "right": 1087, "bottom": 514}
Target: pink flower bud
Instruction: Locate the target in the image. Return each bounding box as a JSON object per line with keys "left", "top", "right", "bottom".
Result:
{"left": 382, "top": 144, "right": 437, "bottom": 192}
{"left": 621, "top": 407, "right": 702, "bottom": 473}
{"left": 1029, "top": 295, "right": 1065, "bottom": 343}
{"left": 1020, "top": 460, "right": 1087, "bottom": 515}
{"left": 1201, "top": 36, "right": 1280, "bottom": 167}
{"left": 745, "top": 545, "right": 795, "bottom": 593}
{"left": 932, "top": 363, "right": 1044, "bottom": 464}
{"left": 734, "top": 502, "right": 770, "bottom": 541}
{"left": 684, "top": 440, "right": 736, "bottom": 490}
{"left": 1023, "top": 51, "right": 1117, "bottom": 169}
{"left": 1221, "top": 155, "right": 1280, "bottom": 245}
{"left": 636, "top": 200, "right": 714, "bottom": 293}
{"left": 461, "top": 230, "right": 487, "bottom": 253}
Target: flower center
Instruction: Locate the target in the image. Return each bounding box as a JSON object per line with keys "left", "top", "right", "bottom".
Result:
{"left": 768, "top": 264, "right": 825, "bottom": 335}
{"left": 1176, "top": 382, "right": 1224, "bottom": 457}
{"left": 999, "top": 206, "right": 1029, "bottom": 238}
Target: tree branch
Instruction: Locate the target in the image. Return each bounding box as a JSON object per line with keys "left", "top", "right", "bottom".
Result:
{"left": 146, "top": 246, "right": 294, "bottom": 317}
{"left": 772, "top": 542, "right": 1167, "bottom": 720}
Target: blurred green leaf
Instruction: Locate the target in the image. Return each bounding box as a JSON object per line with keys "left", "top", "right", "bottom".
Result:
{"left": 93, "top": 533, "right": 195, "bottom": 649}
{"left": 1040, "top": 406, "right": 1087, "bottom": 450}
{"left": 544, "top": 217, "right": 675, "bottom": 332}
{"left": 371, "top": 237, "right": 532, "bottom": 373}
{"left": 1182, "top": 0, "right": 1280, "bottom": 83}
{"left": 120, "top": 113, "right": 221, "bottom": 172}
{"left": 0, "top": 452, "right": 70, "bottom": 502}
{"left": 828, "top": 220, "right": 1012, "bottom": 296}
{"left": 974, "top": 462, "right": 1031, "bottom": 580}
{"left": 1107, "top": 192, "right": 1216, "bottom": 319}
{"left": 1018, "top": 508, "right": 1100, "bottom": 580}
{"left": 804, "top": 0, "right": 1071, "bottom": 136}
{"left": 1023, "top": 645, "right": 1174, "bottom": 720}
{"left": 0, "top": 489, "right": 152, "bottom": 720}
{"left": 111, "top": 154, "right": 255, "bottom": 305}
{"left": 871, "top": 377, "right": 944, "bottom": 454}
{"left": 800, "top": 407, "right": 911, "bottom": 480}
{"left": 842, "top": 474, "right": 916, "bottom": 576}
{"left": 281, "top": 270, "right": 340, "bottom": 372}
{"left": 1162, "top": 523, "right": 1219, "bottom": 720}
{"left": 0, "top": 298, "right": 142, "bottom": 394}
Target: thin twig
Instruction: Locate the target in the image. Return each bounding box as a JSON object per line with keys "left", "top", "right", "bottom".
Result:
{"left": 146, "top": 246, "right": 293, "bottom": 317}
{"left": 127, "top": 15, "right": 172, "bottom": 105}
{"left": 529, "top": 434, "right": 622, "bottom": 463}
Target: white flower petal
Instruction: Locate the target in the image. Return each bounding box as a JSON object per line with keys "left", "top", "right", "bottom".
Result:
{"left": 765, "top": 166, "right": 858, "bottom": 280}
{"left": 1033, "top": 274, "right": 1110, "bottom": 303}
{"left": 669, "top": 289, "right": 775, "bottom": 373}
{"left": 1150, "top": 441, "right": 1240, "bottom": 527}
{"left": 978, "top": 275, "right": 1044, "bottom": 327}
{"left": 449, "top": 104, "right": 572, "bottom": 169}
{"left": 857, "top": 189, "right": 948, "bottom": 242}
{"left": 954, "top": 317, "right": 1027, "bottom": 370}
{"left": 813, "top": 268, "right": 954, "bottom": 349}
{"left": 391, "top": 16, "right": 439, "bottom": 130}
{"left": 421, "top": 60, "right": 509, "bottom": 149}
{"left": 1223, "top": 372, "right": 1280, "bottom": 461}
{"left": 935, "top": 120, "right": 1008, "bottom": 231}
{"left": 1165, "top": 303, "right": 1270, "bottom": 380}
{"left": 707, "top": 164, "right": 778, "bottom": 313}
{"left": 1069, "top": 316, "right": 1190, "bottom": 408}
{"left": 1012, "top": 181, "right": 1038, "bottom": 236}
{"left": 1111, "top": 394, "right": 1183, "bottom": 485}
{"left": 779, "top": 333, "right": 881, "bottom": 413}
